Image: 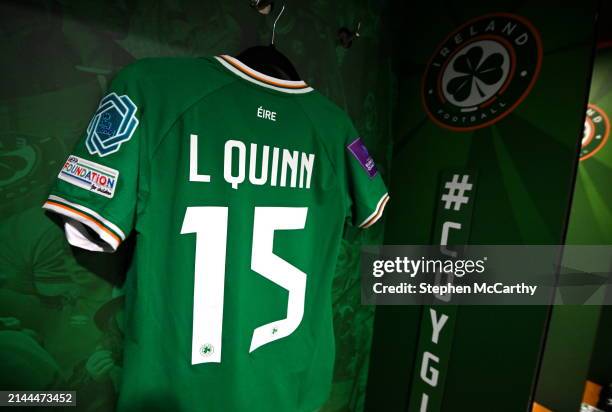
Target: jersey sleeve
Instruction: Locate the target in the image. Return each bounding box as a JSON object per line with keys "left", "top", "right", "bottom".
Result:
{"left": 42, "top": 67, "right": 143, "bottom": 252}
{"left": 343, "top": 122, "right": 389, "bottom": 229}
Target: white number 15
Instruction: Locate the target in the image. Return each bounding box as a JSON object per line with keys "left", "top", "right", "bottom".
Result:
{"left": 181, "top": 206, "right": 308, "bottom": 365}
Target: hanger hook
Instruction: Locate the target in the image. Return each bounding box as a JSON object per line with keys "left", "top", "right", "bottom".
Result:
{"left": 271, "top": 4, "right": 286, "bottom": 45}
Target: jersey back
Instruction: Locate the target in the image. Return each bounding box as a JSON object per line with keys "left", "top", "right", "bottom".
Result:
{"left": 44, "top": 55, "right": 388, "bottom": 412}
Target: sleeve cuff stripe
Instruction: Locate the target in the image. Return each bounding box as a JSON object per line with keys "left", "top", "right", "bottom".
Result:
{"left": 47, "top": 195, "right": 125, "bottom": 240}
{"left": 42, "top": 200, "right": 122, "bottom": 249}
{"left": 359, "top": 193, "right": 390, "bottom": 229}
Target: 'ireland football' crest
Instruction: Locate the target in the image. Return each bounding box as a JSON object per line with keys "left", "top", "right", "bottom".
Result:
{"left": 86, "top": 92, "right": 139, "bottom": 157}
{"left": 581, "top": 104, "right": 610, "bottom": 161}
{"left": 422, "top": 13, "right": 543, "bottom": 132}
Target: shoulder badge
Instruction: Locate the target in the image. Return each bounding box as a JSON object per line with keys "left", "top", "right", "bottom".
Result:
{"left": 86, "top": 92, "right": 139, "bottom": 157}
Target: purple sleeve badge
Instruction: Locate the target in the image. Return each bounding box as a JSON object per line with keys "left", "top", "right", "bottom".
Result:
{"left": 347, "top": 138, "right": 378, "bottom": 178}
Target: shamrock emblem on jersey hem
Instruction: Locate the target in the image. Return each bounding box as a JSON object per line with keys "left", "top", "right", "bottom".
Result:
{"left": 446, "top": 46, "right": 504, "bottom": 103}
{"left": 85, "top": 92, "right": 139, "bottom": 157}
{"left": 200, "top": 344, "right": 214, "bottom": 357}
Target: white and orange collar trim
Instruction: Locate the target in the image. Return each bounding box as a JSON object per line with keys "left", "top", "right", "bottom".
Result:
{"left": 215, "top": 55, "right": 313, "bottom": 94}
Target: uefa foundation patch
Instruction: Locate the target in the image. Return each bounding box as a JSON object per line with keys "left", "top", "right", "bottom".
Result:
{"left": 347, "top": 138, "right": 378, "bottom": 178}
{"left": 58, "top": 155, "right": 119, "bottom": 198}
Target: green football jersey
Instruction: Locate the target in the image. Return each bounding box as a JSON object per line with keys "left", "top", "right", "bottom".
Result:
{"left": 43, "top": 55, "right": 388, "bottom": 412}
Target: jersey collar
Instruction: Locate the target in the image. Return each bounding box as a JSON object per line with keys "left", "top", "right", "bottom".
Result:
{"left": 215, "top": 55, "right": 314, "bottom": 94}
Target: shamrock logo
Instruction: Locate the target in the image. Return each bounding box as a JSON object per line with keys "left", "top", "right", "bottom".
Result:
{"left": 443, "top": 43, "right": 509, "bottom": 107}
{"left": 200, "top": 343, "right": 214, "bottom": 356}
{"left": 422, "top": 14, "right": 542, "bottom": 131}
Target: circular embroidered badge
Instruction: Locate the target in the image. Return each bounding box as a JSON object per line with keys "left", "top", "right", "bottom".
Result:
{"left": 422, "top": 13, "right": 543, "bottom": 131}
{"left": 581, "top": 104, "right": 610, "bottom": 161}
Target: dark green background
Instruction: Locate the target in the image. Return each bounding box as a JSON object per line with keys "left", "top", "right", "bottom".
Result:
{"left": 0, "top": 1, "right": 393, "bottom": 411}
{"left": 534, "top": 1, "right": 612, "bottom": 410}
{"left": 366, "top": 1, "right": 600, "bottom": 412}
{"left": 1, "top": 1, "right": 610, "bottom": 412}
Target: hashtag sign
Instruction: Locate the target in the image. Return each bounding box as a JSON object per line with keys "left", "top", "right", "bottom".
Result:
{"left": 441, "top": 174, "right": 473, "bottom": 211}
